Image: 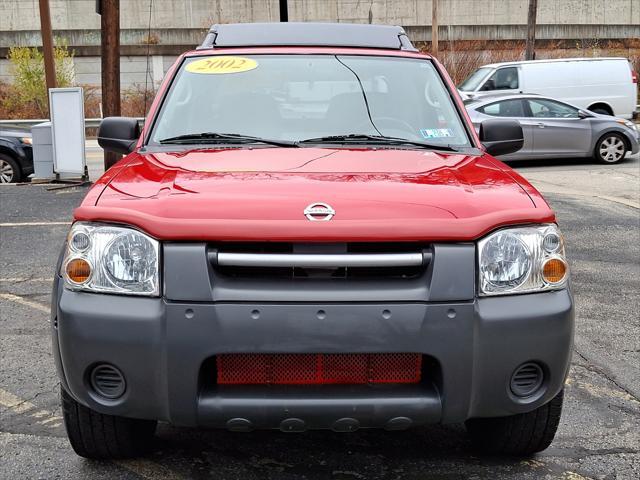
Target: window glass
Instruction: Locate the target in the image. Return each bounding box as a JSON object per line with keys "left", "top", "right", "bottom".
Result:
{"left": 479, "top": 99, "right": 525, "bottom": 117}
{"left": 459, "top": 67, "right": 492, "bottom": 91}
{"left": 150, "top": 54, "right": 471, "bottom": 147}
{"left": 527, "top": 99, "right": 579, "bottom": 118}
{"left": 480, "top": 67, "right": 519, "bottom": 91}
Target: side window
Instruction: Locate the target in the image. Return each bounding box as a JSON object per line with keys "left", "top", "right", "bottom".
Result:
{"left": 481, "top": 67, "right": 519, "bottom": 91}
{"left": 479, "top": 99, "right": 525, "bottom": 117}
{"left": 527, "top": 99, "right": 579, "bottom": 119}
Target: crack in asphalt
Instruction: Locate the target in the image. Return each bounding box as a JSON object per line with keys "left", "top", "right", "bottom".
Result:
{"left": 0, "top": 382, "right": 60, "bottom": 416}
{"left": 573, "top": 348, "right": 640, "bottom": 403}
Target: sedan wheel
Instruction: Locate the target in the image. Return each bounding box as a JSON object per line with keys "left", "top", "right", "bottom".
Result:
{"left": 596, "top": 134, "right": 626, "bottom": 164}
{"left": 0, "top": 156, "right": 20, "bottom": 183}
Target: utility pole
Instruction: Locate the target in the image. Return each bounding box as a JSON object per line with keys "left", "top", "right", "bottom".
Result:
{"left": 38, "top": 0, "right": 56, "bottom": 91}
{"left": 98, "top": 0, "right": 121, "bottom": 170}
{"left": 525, "top": 0, "right": 538, "bottom": 60}
{"left": 431, "top": 0, "right": 438, "bottom": 56}
{"left": 279, "top": 0, "right": 288, "bottom": 22}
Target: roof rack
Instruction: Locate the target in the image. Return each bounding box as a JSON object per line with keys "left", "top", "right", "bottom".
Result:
{"left": 198, "top": 22, "right": 417, "bottom": 51}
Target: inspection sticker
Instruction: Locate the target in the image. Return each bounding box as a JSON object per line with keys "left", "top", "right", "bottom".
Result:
{"left": 419, "top": 128, "right": 454, "bottom": 139}
{"left": 185, "top": 56, "right": 258, "bottom": 74}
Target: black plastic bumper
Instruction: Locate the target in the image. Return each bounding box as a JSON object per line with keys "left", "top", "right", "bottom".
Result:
{"left": 52, "top": 277, "right": 573, "bottom": 430}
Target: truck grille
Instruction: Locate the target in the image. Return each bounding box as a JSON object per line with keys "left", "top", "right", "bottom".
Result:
{"left": 216, "top": 353, "right": 422, "bottom": 385}
{"left": 209, "top": 242, "right": 430, "bottom": 280}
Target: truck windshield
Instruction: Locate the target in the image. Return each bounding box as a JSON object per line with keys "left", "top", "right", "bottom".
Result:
{"left": 150, "top": 54, "right": 471, "bottom": 148}
{"left": 459, "top": 67, "right": 492, "bottom": 91}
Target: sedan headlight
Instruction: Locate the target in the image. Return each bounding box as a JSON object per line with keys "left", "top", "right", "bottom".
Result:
{"left": 62, "top": 222, "right": 160, "bottom": 296}
{"left": 478, "top": 224, "right": 568, "bottom": 296}
{"left": 616, "top": 119, "right": 636, "bottom": 130}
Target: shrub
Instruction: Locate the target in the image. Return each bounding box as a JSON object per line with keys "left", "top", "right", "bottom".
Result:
{"left": 121, "top": 84, "right": 156, "bottom": 117}
{"left": 3, "top": 41, "right": 74, "bottom": 117}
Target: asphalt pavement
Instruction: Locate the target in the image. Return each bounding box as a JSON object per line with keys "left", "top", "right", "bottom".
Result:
{"left": 0, "top": 152, "right": 638, "bottom": 479}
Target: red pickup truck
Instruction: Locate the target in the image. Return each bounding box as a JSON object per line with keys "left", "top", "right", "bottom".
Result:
{"left": 52, "top": 23, "right": 573, "bottom": 459}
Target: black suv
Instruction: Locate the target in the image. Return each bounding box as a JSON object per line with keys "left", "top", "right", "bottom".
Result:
{"left": 0, "top": 127, "right": 33, "bottom": 183}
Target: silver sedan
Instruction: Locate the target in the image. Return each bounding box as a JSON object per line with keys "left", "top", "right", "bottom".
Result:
{"left": 465, "top": 94, "right": 640, "bottom": 163}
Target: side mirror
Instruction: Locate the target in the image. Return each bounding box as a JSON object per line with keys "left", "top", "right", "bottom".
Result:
{"left": 480, "top": 79, "right": 495, "bottom": 91}
{"left": 479, "top": 119, "right": 524, "bottom": 156}
{"left": 98, "top": 117, "right": 141, "bottom": 155}
{"left": 578, "top": 110, "right": 592, "bottom": 119}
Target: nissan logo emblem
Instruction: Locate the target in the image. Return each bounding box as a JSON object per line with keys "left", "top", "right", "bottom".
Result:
{"left": 304, "top": 202, "right": 335, "bottom": 221}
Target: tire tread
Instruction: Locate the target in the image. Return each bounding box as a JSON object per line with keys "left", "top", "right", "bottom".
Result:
{"left": 466, "top": 389, "right": 564, "bottom": 456}
{"left": 61, "top": 388, "right": 156, "bottom": 459}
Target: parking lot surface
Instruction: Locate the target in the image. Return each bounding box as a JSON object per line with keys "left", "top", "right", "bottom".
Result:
{"left": 1, "top": 154, "right": 638, "bottom": 479}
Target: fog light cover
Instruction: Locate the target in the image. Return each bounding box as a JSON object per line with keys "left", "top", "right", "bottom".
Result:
{"left": 510, "top": 362, "right": 544, "bottom": 398}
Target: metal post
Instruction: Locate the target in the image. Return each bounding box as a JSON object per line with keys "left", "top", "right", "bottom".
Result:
{"left": 38, "top": 0, "right": 56, "bottom": 91}
{"left": 100, "top": 0, "right": 121, "bottom": 170}
{"left": 525, "top": 0, "right": 538, "bottom": 60}
{"left": 431, "top": 0, "right": 438, "bottom": 56}
{"left": 279, "top": 0, "right": 288, "bottom": 22}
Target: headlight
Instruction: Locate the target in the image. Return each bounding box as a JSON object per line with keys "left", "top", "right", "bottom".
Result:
{"left": 478, "top": 224, "right": 568, "bottom": 296}
{"left": 616, "top": 119, "right": 636, "bottom": 130}
{"left": 62, "top": 222, "right": 160, "bottom": 296}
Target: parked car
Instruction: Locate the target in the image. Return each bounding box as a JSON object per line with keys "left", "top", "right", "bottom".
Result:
{"left": 0, "top": 127, "right": 33, "bottom": 183}
{"left": 465, "top": 93, "right": 640, "bottom": 163}
{"left": 459, "top": 57, "right": 638, "bottom": 119}
{"left": 53, "top": 23, "right": 573, "bottom": 459}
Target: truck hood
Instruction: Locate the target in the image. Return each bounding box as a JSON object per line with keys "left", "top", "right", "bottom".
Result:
{"left": 75, "top": 147, "right": 553, "bottom": 241}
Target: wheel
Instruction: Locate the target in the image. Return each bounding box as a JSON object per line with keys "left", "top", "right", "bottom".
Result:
{"left": 0, "top": 154, "right": 21, "bottom": 183}
{"left": 595, "top": 133, "right": 627, "bottom": 164}
{"left": 465, "top": 389, "right": 564, "bottom": 456}
{"left": 61, "top": 387, "right": 157, "bottom": 459}
{"left": 590, "top": 107, "right": 611, "bottom": 116}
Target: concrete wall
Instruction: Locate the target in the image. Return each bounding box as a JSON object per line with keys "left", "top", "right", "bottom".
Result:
{"left": 1, "top": 0, "right": 638, "bottom": 47}
{"left": 1, "top": 0, "right": 638, "bottom": 87}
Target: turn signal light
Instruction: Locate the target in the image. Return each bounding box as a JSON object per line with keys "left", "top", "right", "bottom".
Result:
{"left": 65, "top": 258, "right": 92, "bottom": 284}
{"left": 542, "top": 258, "right": 567, "bottom": 284}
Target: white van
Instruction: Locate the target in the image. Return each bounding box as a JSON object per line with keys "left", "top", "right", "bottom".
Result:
{"left": 459, "top": 58, "right": 638, "bottom": 119}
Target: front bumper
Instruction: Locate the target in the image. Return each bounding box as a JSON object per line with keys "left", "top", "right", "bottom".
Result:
{"left": 52, "top": 276, "right": 574, "bottom": 430}
{"left": 626, "top": 127, "right": 640, "bottom": 154}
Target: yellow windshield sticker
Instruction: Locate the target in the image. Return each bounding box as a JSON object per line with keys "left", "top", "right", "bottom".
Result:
{"left": 185, "top": 56, "right": 258, "bottom": 74}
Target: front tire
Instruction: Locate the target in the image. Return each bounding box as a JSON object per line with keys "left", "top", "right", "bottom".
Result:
{"left": 61, "top": 387, "right": 157, "bottom": 459}
{"left": 465, "top": 389, "right": 564, "bottom": 456}
{"left": 595, "top": 133, "right": 627, "bottom": 164}
{"left": 0, "top": 154, "right": 21, "bottom": 183}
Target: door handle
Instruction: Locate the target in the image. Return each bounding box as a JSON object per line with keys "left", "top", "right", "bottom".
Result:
{"left": 536, "top": 123, "right": 546, "bottom": 128}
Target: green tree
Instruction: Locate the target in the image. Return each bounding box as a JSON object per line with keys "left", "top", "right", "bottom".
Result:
{"left": 6, "top": 40, "right": 75, "bottom": 117}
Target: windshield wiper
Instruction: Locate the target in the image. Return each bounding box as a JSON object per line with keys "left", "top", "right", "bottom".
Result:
{"left": 297, "top": 134, "right": 460, "bottom": 152}
{"left": 159, "top": 132, "right": 298, "bottom": 148}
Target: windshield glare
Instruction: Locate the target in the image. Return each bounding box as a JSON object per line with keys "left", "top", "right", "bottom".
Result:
{"left": 459, "top": 67, "right": 492, "bottom": 91}
{"left": 151, "top": 54, "right": 471, "bottom": 147}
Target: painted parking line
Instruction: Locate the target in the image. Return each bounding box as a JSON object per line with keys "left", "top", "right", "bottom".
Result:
{"left": 0, "top": 293, "right": 50, "bottom": 316}
{"left": 0, "top": 388, "right": 187, "bottom": 480}
{"left": 0, "top": 221, "right": 71, "bottom": 227}
{"left": 114, "top": 460, "right": 188, "bottom": 480}
{"left": 0, "top": 388, "right": 63, "bottom": 428}
{"left": 564, "top": 375, "right": 639, "bottom": 403}
{"left": 0, "top": 292, "right": 188, "bottom": 479}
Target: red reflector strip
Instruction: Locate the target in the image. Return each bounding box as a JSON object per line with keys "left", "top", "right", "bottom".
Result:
{"left": 216, "top": 353, "right": 422, "bottom": 385}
